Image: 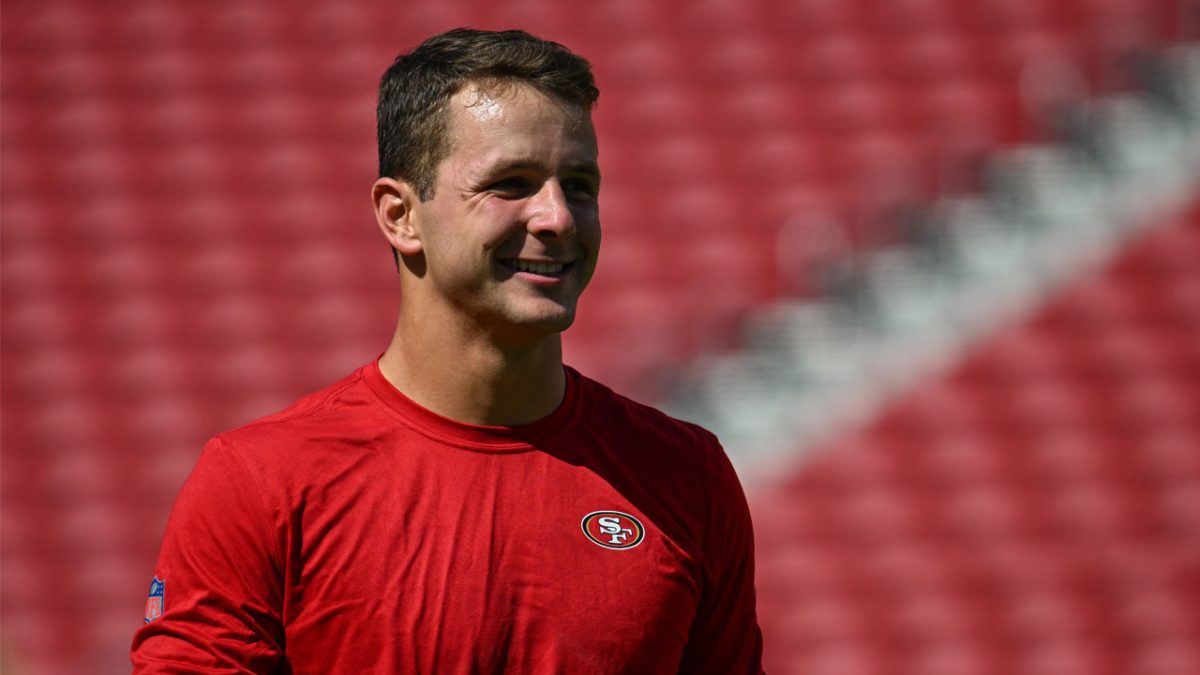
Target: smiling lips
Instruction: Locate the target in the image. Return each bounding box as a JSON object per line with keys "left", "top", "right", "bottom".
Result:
{"left": 499, "top": 259, "right": 573, "bottom": 276}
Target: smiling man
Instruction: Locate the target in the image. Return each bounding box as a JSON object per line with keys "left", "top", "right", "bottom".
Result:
{"left": 132, "top": 29, "right": 763, "bottom": 674}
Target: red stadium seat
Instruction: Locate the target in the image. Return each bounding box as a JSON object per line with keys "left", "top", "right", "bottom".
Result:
{"left": 675, "top": 0, "right": 769, "bottom": 36}
{"left": 596, "top": 37, "right": 688, "bottom": 85}
{"left": 871, "top": 0, "right": 956, "bottom": 34}
{"left": 774, "top": 0, "right": 858, "bottom": 35}
{"left": 795, "top": 33, "right": 883, "bottom": 85}
{"left": 885, "top": 32, "right": 990, "bottom": 85}
{"left": 695, "top": 35, "right": 792, "bottom": 83}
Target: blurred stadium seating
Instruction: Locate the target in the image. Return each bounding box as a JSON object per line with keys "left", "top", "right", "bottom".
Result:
{"left": 753, "top": 202, "right": 1200, "bottom": 674}
{"left": 2, "top": 0, "right": 1198, "bottom": 673}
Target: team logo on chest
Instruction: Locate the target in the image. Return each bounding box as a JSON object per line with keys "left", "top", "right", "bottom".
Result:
{"left": 581, "top": 510, "right": 645, "bottom": 550}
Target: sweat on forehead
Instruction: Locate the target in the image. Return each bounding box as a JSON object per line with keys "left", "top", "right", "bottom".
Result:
{"left": 457, "top": 80, "right": 588, "bottom": 124}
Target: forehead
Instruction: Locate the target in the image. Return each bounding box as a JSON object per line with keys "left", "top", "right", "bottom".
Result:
{"left": 442, "top": 82, "right": 596, "bottom": 162}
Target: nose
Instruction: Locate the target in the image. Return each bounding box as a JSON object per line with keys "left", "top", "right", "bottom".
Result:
{"left": 527, "top": 179, "right": 576, "bottom": 240}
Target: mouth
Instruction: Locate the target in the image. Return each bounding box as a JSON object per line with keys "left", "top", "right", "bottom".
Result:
{"left": 497, "top": 258, "right": 575, "bottom": 278}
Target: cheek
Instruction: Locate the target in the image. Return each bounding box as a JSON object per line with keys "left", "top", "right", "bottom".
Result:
{"left": 579, "top": 215, "right": 602, "bottom": 252}
{"left": 474, "top": 203, "right": 531, "bottom": 249}
{"left": 579, "top": 220, "right": 602, "bottom": 284}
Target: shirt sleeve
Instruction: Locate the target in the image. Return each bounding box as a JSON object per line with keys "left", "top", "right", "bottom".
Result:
{"left": 131, "top": 436, "right": 286, "bottom": 674}
{"left": 677, "top": 442, "right": 765, "bottom": 675}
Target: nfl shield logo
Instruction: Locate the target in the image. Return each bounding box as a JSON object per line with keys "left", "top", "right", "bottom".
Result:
{"left": 144, "top": 577, "right": 165, "bottom": 623}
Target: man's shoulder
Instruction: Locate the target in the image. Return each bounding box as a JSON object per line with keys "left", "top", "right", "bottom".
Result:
{"left": 574, "top": 370, "right": 714, "bottom": 435}
{"left": 212, "top": 363, "right": 382, "bottom": 455}
{"left": 571, "top": 369, "right": 726, "bottom": 464}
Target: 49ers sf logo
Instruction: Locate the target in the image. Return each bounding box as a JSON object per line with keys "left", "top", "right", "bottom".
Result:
{"left": 581, "top": 511, "right": 645, "bottom": 550}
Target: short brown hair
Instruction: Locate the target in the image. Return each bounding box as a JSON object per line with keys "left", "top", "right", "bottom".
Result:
{"left": 377, "top": 28, "right": 599, "bottom": 200}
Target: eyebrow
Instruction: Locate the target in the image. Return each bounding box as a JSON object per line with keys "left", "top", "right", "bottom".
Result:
{"left": 483, "top": 159, "right": 602, "bottom": 183}
{"left": 564, "top": 161, "right": 602, "bottom": 181}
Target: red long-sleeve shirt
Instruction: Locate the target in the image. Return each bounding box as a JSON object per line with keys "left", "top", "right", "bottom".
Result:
{"left": 132, "top": 361, "right": 764, "bottom": 673}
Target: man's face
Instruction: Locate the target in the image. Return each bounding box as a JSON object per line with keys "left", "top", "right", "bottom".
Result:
{"left": 411, "top": 82, "right": 601, "bottom": 339}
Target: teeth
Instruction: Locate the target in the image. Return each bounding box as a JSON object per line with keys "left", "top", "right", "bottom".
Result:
{"left": 512, "top": 260, "right": 565, "bottom": 274}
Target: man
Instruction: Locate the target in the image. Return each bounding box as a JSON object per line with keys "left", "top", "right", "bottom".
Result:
{"left": 132, "top": 28, "right": 763, "bottom": 673}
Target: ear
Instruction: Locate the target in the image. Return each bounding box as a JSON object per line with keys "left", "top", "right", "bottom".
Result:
{"left": 372, "top": 177, "right": 424, "bottom": 257}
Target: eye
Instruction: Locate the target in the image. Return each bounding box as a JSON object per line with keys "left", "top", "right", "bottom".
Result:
{"left": 487, "top": 176, "right": 533, "bottom": 198}
{"left": 562, "top": 177, "right": 599, "bottom": 203}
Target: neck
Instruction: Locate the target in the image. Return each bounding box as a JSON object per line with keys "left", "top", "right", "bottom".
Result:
{"left": 378, "top": 300, "right": 567, "bottom": 427}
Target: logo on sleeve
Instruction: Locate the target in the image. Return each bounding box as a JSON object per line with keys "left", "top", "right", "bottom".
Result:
{"left": 144, "top": 577, "right": 165, "bottom": 623}
{"left": 581, "top": 511, "right": 645, "bottom": 550}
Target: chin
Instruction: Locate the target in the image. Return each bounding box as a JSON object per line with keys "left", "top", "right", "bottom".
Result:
{"left": 502, "top": 304, "right": 578, "bottom": 336}
{"left": 516, "top": 312, "right": 576, "bottom": 335}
